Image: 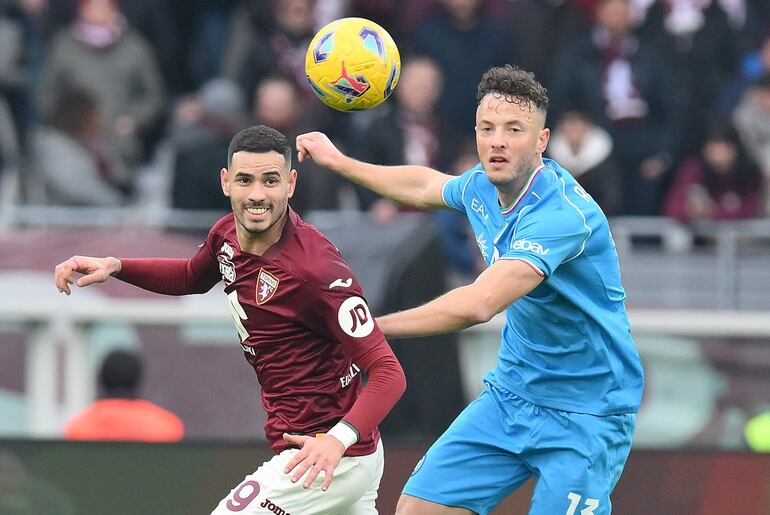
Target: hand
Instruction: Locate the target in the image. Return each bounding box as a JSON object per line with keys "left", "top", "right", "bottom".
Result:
{"left": 282, "top": 433, "right": 345, "bottom": 492}
{"left": 685, "top": 185, "right": 714, "bottom": 219}
{"left": 54, "top": 256, "right": 121, "bottom": 295}
{"left": 295, "top": 132, "right": 345, "bottom": 170}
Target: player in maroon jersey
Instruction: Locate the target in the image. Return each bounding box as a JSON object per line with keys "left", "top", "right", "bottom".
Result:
{"left": 53, "top": 125, "right": 406, "bottom": 514}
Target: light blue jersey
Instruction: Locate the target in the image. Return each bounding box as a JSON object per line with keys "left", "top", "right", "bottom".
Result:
{"left": 441, "top": 158, "right": 643, "bottom": 415}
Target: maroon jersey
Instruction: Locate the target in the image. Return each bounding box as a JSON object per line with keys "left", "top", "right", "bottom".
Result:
{"left": 118, "top": 209, "right": 404, "bottom": 456}
{"left": 206, "top": 211, "right": 391, "bottom": 455}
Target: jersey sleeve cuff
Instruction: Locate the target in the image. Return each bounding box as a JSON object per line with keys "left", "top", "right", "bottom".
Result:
{"left": 326, "top": 420, "right": 359, "bottom": 450}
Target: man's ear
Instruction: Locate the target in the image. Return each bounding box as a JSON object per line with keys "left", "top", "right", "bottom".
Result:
{"left": 287, "top": 168, "right": 298, "bottom": 198}
{"left": 220, "top": 168, "right": 230, "bottom": 196}
{"left": 537, "top": 128, "right": 551, "bottom": 155}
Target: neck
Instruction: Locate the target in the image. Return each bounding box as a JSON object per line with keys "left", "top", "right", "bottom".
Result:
{"left": 237, "top": 209, "right": 289, "bottom": 255}
{"left": 497, "top": 159, "right": 543, "bottom": 209}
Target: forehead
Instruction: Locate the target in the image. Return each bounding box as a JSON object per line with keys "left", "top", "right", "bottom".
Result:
{"left": 230, "top": 150, "right": 287, "bottom": 173}
{"left": 476, "top": 93, "right": 543, "bottom": 126}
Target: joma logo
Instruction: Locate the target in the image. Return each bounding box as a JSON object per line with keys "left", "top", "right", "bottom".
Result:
{"left": 260, "top": 498, "right": 291, "bottom": 515}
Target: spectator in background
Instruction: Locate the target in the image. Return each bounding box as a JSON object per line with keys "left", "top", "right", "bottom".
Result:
{"left": 408, "top": 0, "right": 517, "bottom": 133}
{"left": 433, "top": 137, "right": 485, "bottom": 287}
{"left": 39, "top": 0, "right": 165, "bottom": 175}
{"left": 350, "top": 56, "right": 458, "bottom": 221}
{"left": 733, "top": 73, "right": 770, "bottom": 179}
{"left": 717, "top": 32, "right": 770, "bottom": 118}
{"left": 31, "top": 87, "right": 129, "bottom": 206}
{"left": 0, "top": 0, "right": 34, "bottom": 143}
{"left": 223, "top": 0, "right": 317, "bottom": 112}
{"left": 252, "top": 73, "right": 344, "bottom": 215}
{"left": 634, "top": 0, "right": 741, "bottom": 156}
{"left": 663, "top": 122, "right": 764, "bottom": 222}
{"left": 64, "top": 349, "right": 184, "bottom": 442}
{"left": 547, "top": 110, "right": 623, "bottom": 216}
{"left": 507, "top": 0, "right": 589, "bottom": 88}
{"left": 550, "top": 0, "right": 687, "bottom": 215}
{"left": 170, "top": 78, "right": 247, "bottom": 212}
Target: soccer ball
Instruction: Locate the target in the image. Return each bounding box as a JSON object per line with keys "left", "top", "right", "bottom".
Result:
{"left": 305, "top": 17, "right": 401, "bottom": 112}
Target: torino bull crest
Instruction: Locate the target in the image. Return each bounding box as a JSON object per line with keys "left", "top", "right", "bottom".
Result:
{"left": 305, "top": 17, "right": 401, "bottom": 111}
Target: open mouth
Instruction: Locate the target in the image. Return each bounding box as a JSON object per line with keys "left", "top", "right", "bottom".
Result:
{"left": 245, "top": 206, "right": 269, "bottom": 216}
{"left": 488, "top": 156, "right": 508, "bottom": 168}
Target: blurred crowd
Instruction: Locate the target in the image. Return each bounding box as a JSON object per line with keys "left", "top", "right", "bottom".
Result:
{"left": 0, "top": 0, "right": 769, "bottom": 251}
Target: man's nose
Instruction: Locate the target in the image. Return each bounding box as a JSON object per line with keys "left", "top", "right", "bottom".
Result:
{"left": 490, "top": 129, "right": 507, "bottom": 148}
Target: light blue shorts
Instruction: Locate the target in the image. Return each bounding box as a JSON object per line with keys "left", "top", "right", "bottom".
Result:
{"left": 402, "top": 382, "right": 635, "bottom": 514}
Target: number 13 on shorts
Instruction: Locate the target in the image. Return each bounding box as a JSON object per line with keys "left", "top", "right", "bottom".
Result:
{"left": 566, "top": 492, "right": 599, "bottom": 515}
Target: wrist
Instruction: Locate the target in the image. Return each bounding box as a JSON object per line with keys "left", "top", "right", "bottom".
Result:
{"left": 108, "top": 257, "right": 122, "bottom": 276}
{"left": 326, "top": 421, "right": 358, "bottom": 450}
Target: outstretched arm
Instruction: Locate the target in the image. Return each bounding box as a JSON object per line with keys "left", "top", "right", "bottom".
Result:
{"left": 377, "top": 259, "right": 544, "bottom": 338}
{"left": 54, "top": 246, "right": 221, "bottom": 296}
{"left": 296, "top": 131, "right": 451, "bottom": 209}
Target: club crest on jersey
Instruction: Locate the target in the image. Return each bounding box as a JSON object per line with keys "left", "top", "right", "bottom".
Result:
{"left": 256, "top": 268, "right": 279, "bottom": 305}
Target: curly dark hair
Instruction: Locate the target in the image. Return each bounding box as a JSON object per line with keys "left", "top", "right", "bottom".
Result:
{"left": 476, "top": 65, "right": 549, "bottom": 114}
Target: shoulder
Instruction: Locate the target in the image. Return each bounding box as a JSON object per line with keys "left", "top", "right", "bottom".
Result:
{"left": 446, "top": 165, "right": 487, "bottom": 197}
{"left": 526, "top": 162, "right": 594, "bottom": 230}
{"left": 206, "top": 214, "right": 236, "bottom": 246}
{"left": 285, "top": 218, "right": 355, "bottom": 290}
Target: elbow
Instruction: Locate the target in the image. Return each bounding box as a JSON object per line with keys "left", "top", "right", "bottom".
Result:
{"left": 467, "top": 298, "right": 498, "bottom": 325}
{"left": 396, "top": 367, "right": 407, "bottom": 399}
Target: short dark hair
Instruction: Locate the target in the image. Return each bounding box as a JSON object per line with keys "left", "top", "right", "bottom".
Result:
{"left": 227, "top": 125, "right": 291, "bottom": 169}
{"left": 476, "top": 65, "right": 550, "bottom": 115}
{"left": 98, "top": 349, "right": 142, "bottom": 398}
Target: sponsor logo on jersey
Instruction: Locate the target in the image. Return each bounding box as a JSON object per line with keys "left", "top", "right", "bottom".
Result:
{"left": 512, "top": 239, "right": 550, "bottom": 255}
{"left": 329, "top": 277, "right": 353, "bottom": 289}
{"left": 338, "top": 296, "right": 374, "bottom": 337}
{"left": 260, "top": 498, "right": 291, "bottom": 515}
{"left": 218, "top": 255, "right": 236, "bottom": 284}
{"left": 340, "top": 363, "right": 360, "bottom": 387}
{"left": 256, "top": 268, "right": 279, "bottom": 305}
{"left": 220, "top": 241, "right": 235, "bottom": 259}
{"left": 471, "top": 198, "right": 487, "bottom": 218}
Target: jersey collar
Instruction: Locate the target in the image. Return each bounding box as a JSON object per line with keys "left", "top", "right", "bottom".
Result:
{"left": 499, "top": 162, "right": 546, "bottom": 216}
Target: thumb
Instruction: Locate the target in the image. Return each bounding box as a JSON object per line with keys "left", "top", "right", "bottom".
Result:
{"left": 76, "top": 271, "right": 104, "bottom": 288}
{"left": 283, "top": 433, "right": 304, "bottom": 444}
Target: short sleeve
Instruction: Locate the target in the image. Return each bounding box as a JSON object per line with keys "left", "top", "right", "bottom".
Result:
{"left": 502, "top": 202, "right": 591, "bottom": 278}
{"left": 441, "top": 166, "right": 482, "bottom": 213}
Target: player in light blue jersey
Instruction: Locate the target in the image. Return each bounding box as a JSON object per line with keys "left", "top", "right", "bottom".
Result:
{"left": 296, "top": 65, "right": 644, "bottom": 515}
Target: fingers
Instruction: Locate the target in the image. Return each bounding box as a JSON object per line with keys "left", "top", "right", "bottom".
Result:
{"left": 281, "top": 433, "right": 339, "bottom": 491}
{"left": 302, "top": 464, "right": 323, "bottom": 490}
{"left": 76, "top": 272, "right": 103, "bottom": 288}
{"left": 54, "top": 257, "right": 79, "bottom": 295}
{"left": 320, "top": 467, "right": 333, "bottom": 492}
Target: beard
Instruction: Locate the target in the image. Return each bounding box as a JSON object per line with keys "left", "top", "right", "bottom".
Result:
{"left": 232, "top": 199, "right": 287, "bottom": 236}
{"left": 486, "top": 151, "right": 537, "bottom": 190}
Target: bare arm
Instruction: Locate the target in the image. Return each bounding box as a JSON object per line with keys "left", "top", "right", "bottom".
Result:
{"left": 377, "top": 259, "right": 544, "bottom": 338}
{"left": 296, "top": 131, "right": 451, "bottom": 209}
